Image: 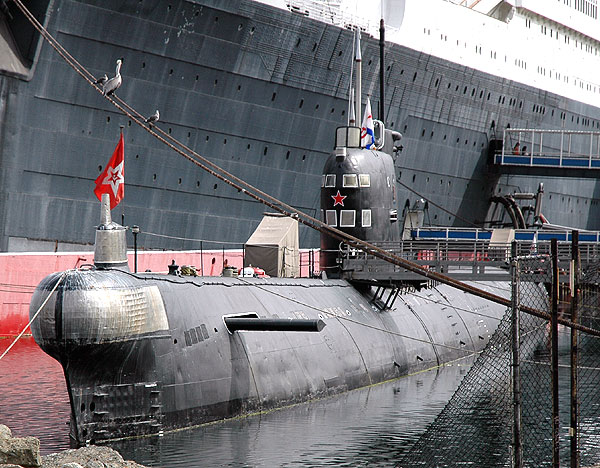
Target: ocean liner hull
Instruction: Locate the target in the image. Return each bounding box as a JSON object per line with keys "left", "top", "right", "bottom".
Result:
{"left": 2, "top": 0, "right": 600, "bottom": 256}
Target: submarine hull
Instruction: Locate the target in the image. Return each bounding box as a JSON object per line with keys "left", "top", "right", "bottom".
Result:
{"left": 30, "top": 268, "right": 511, "bottom": 443}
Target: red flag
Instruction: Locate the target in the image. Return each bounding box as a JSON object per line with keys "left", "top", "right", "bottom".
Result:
{"left": 94, "top": 133, "right": 124, "bottom": 209}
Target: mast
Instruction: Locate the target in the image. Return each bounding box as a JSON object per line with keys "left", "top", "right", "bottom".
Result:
{"left": 379, "top": 17, "right": 385, "bottom": 123}
{"left": 349, "top": 88, "right": 356, "bottom": 126}
{"left": 354, "top": 28, "right": 361, "bottom": 127}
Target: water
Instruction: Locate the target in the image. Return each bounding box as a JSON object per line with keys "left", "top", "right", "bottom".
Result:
{"left": 0, "top": 337, "right": 70, "bottom": 454}
{"left": 0, "top": 336, "right": 472, "bottom": 467}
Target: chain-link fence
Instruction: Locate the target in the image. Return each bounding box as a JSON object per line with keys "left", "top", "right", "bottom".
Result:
{"left": 399, "top": 236, "right": 600, "bottom": 467}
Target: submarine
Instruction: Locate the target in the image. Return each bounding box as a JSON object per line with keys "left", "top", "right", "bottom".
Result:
{"left": 29, "top": 122, "right": 510, "bottom": 444}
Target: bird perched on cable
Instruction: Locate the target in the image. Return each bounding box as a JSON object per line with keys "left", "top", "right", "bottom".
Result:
{"left": 94, "top": 73, "right": 108, "bottom": 87}
{"left": 145, "top": 109, "right": 159, "bottom": 126}
{"left": 102, "top": 58, "right": 123, "bottom": 96}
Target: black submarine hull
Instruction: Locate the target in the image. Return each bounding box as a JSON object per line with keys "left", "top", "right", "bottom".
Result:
{"left": 30, "top": 268, "right": 512, "bottom": 443}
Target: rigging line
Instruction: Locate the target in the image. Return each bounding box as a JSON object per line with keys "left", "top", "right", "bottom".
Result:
{"left": 0, "top": 270, "right": 68, "bottom": 361}
{"left": 409, "top": 292, "right": 503, "bottom": 322}
{"left": 0, "top": 283, "right": 36, "bottom": 290}
{"left": 13, "top": 0, "right": 600, "bottom": 338}
{"left": 396, "top": 177, "right": 486, "bottom": 230}
{"left": 141, "top": 231, "right": 245, "bottom": 245}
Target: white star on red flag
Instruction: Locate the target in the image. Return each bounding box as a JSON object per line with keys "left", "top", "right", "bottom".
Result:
{"left": 101, "top": 161, "right": 124, "bottom": 198}
{"left": 94, "top": 132, "right": 125, "bottom": 209}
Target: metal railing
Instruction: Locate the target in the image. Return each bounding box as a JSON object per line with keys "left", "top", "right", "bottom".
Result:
{"left": 339, "top": 238, "right": 600, "bottom": 282}
{"left": 495, "top": 128, "right": 600, "bottom": 169}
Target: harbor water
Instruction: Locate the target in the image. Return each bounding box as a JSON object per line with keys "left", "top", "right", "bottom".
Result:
{"left": 0, "top": 335, "right": 472, "bottom": 467}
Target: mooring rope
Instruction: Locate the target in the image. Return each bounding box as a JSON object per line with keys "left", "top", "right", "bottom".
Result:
{"left": 0, "top": 271, "right": 67, "bottom": 361}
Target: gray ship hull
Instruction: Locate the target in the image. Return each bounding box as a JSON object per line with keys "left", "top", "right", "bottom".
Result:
{"left": 2, "top": 0, "right": 600, "bottom": 253}
{"left": 30, "top": 268, "right": 511, "bottom": 443}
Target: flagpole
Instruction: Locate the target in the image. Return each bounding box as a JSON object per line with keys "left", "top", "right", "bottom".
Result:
{"left": 119, "top": 125, "right": 124, "bottom": 224}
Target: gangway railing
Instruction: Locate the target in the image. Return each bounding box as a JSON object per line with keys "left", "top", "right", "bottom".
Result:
{"left": 494, "top": 128, "right": 600, "bottom": 169}
{"left": 411, "top": 227, "right": 600, "bottom": 243}
{"left": 340, "top": 238, "right": 600, "bottom": 283}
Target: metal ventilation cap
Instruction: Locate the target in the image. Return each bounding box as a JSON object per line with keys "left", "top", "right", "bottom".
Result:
{"left": 94, "top": 194, "right": 129, "bottom": 270}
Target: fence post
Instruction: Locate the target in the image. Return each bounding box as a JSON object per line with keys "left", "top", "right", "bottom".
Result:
{"left": 551, "top": 238, "right": 560, "bottom": 468}
{"left": 511, "top": 252, "right": 522, "bottom": 468}
{"left": 570, "top": 231, "right": 580, "bottom": 468}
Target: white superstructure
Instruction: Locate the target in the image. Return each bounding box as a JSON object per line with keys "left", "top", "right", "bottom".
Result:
{"left": 257, "top": 0, "right": 600, "bottom": 107}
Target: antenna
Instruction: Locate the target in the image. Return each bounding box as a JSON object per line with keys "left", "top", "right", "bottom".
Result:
{"left": 354, "top": 28, "right": 362, "bottom": 128}
{"left": 379, "top": 17, "right": 385, "bottom": 123}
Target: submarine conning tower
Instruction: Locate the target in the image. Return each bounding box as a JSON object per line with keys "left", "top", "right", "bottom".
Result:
{"left": 94, "top": 193, "right": 129, "bottom": 271}
{"left": 320, "top": 124, "right": 402, "bottom": 276}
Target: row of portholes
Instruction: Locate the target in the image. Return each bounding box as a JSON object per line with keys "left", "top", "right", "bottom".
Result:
{"left": 406, "top": 172, "right": 453, "bottom": 188}
{"left": 415, "top": 126, "right": 485, "bottom": 148}
{"left": 434, "top": 77, "right": 527, "bottom": 111}
{"left": 433, "top": 74, "right": 600, "bottom": 127}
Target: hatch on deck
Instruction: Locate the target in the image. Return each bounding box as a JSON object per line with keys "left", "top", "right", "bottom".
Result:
{"left": 244, "top": 213, "right": 300, "bottom": 278}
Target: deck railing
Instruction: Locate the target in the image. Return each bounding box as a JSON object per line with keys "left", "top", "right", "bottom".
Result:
{"left": 339, "top": 237, "right": 600, "bottom": 282}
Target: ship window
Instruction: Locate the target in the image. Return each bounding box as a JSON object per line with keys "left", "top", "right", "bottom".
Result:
{"left": 189, "top": 328, "right": 199, "bottom": 344}
{"left": 362, "top": 210, "right": 372, "bottom": 228}
{"left": 200, "top": 324, "right": 209, "bottom": 340}
{"left": 325, "top": 174, "right": 336, "bottom": 187}
{"left": 340, "top": 210, "right": 356, "bottom": 227}
{"left": 359, "top": 174, "right": 370, "bottom": 187}
{"left": 321, "top": 175, "right": 325, "bottom": 187}
{"left": 195, "top": 326, "right": 205, "bottom": 342}
{"left": 343, "top": 174, "right": 358, "bottom": 187}
{"left": 326, "top": 210, "right": 337, "bottom": 226}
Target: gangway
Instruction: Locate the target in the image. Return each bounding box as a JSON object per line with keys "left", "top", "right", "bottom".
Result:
{"left": 493, "top": 128, "right": 600, "bottom": 170}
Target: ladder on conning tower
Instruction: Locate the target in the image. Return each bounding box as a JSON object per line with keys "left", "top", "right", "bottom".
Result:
{"left": 494, "top": 128, "right": 600, "bottom": 170}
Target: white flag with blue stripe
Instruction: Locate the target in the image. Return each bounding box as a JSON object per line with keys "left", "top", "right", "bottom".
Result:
{"left": 361, "top": 97, "right": 375, "bottom": 149}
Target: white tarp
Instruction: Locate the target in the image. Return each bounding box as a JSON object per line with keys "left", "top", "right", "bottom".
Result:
{"left": 244, "top": 214, "right": 299, "bottom": 278}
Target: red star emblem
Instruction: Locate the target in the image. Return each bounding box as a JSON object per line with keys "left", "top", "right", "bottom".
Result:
{"left": 332, "top": 190, "right": 346, "bottom": 207}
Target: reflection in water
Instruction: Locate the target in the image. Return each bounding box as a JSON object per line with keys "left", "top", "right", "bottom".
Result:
{"left": 3, "top": 331, "right": 600, "bottom": 467}
{"left": 0, "top": 336, "right": 473, "bottom": 466}
{"left": 112, "top": 359, "right": 472, "bottom": 468}
{"left": 0, "top": 337, "right": 70, "bottom": 455}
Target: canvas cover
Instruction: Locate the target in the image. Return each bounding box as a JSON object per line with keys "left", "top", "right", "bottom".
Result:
{"left": 244, "top": 214, "right": 299, "bottom": 277}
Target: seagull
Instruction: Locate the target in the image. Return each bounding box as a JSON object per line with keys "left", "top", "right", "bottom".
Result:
{"left": 94, "top": 73, "right": 108, "bottom": 86}
{"left": 145, "top": 109, "right": 159, "bottom": 126}
{"left": 102, "top": 58, "right": 123, "bottom": 96}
